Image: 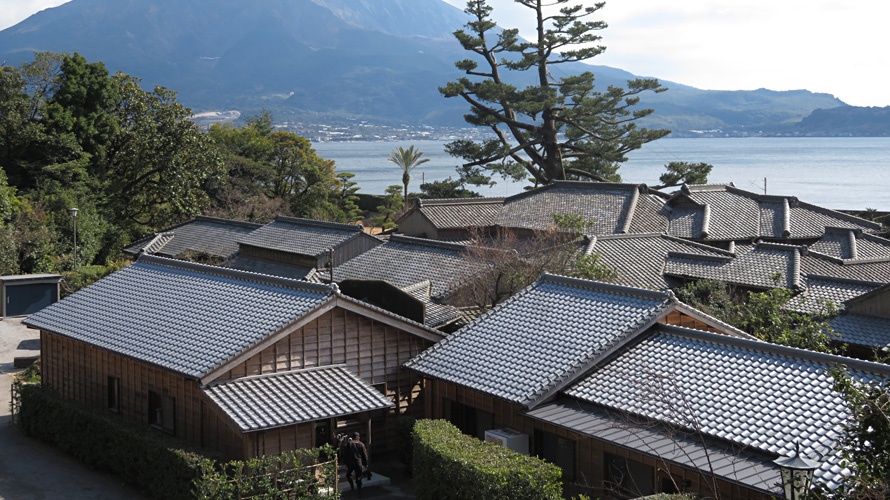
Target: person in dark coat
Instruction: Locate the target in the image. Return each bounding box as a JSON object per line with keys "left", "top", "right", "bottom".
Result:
{"left": 344, "top": 432, "right": 369, "bottom": 491}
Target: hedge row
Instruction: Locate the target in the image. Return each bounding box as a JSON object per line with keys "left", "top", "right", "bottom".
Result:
{"left": 412, "top": 419, "right": 562, "bottom": 500}
{"left": 15, "top": 383, "right": 338, "bottom": 500}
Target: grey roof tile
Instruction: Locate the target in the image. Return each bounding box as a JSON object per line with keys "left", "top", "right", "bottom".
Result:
{"left": 406, "top": 274, "right": 675, "bottom": 406}
{"left": 829, "top": 313, "right": 890, "bottom": 349}
{"left": 203, "top": 365, "right": 393, "bottom": 432}
{"left": 223, "top": 255, "right": 316, "bottom": 281}
{"left": 802, "top": 251, "right": 890, "bottom": 283}
{"left": 123, "top": 216, "right": 262, "bottom": 258}
{"left": 23, "top": 256, "right": 333, "bottom": 378}
{"left": 809, "top": 227, "right": 890, "bottom": 260}
{"left": 565, "top": 325, "right": 890, "bottom": 490}
{"left": 408, "top": 197, "right": 504, "bottom": 229}
{"left": 785, "top": 276, "right": 881, "bottom": 314}
{"left": 238, "top": 216, "right": 375, "bottom": 257}
{"left": 665, "top": 242, "right": 801, "bottom": 289}
{"left": 330, "top": 235, "right": 485, "bottom": 299}
{"left": 588, "top": 233, "right": 734, "bottom": 290}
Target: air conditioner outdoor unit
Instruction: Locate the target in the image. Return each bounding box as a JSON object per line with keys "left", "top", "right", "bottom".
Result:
{"left": 484, "top": 428, "right": 529, "bottom": 455}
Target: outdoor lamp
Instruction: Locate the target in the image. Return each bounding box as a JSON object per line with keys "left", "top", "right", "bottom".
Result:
{"left": 773, "top": 440, "right": 820, "bottom": 500}
{"left": 69, "top": 207, "right": 78, "bottom": 269}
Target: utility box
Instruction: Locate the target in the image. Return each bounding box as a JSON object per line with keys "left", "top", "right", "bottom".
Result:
{"left": 1, "top": 274, "right": 62, "bottom": 317}
{"left": 484, "top": 428, "right": 529, "bottom": 455}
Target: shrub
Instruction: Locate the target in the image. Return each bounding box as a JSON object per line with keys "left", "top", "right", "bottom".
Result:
{"left": 15, "top": 383, "right": 338, "bottom": 500}
{"left": 412, "top": 419, "right": 562, "bottom": 500}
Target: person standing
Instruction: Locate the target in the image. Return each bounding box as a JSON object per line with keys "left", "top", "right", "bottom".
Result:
{"left": 344, "top": 432, "right": 369, "bottom": 491}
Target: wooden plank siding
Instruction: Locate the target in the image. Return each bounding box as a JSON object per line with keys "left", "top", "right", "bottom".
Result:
{"left": 40, "top": 331, "right": 242, "bottom": 459}
{"left": 425, "top": 379, "right": 773, "bottom": 500}
{"left": 218, "top": 308, "right": 433, "bottom": 453}
{"left": 659, "top": 310, "right": 727, "bottom": 334}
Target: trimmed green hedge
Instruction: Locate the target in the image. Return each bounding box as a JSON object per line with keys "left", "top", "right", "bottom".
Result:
{"left": 15, "top": 383, "right": 339, "bottom": 500}
{"left": 412, "top": 419, "right": 562, "bottom": 500}
{"left": 16, "top": 382, "right": 210, "bottom": 500}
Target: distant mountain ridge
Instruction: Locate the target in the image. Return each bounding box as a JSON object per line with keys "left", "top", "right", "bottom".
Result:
{"left": 0, "top": 0, "right": 848, "bottom": 133}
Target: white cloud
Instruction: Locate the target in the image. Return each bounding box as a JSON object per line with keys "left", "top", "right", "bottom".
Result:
{"left": 0, "top": 0, "right": 71, "bottom": 31}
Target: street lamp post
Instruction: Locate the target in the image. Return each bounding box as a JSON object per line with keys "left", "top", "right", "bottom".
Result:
{"left": 774, "top": 441, "right": 820, "bottom": 500}
{"left": 69, "top": 207, "right": 78, "bottom": 270}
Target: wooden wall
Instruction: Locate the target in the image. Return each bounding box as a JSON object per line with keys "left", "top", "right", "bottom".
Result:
{"left": 40, "top": 331, "right": 242, "bottom": 458}
{"left": 426, "top": 380, "right": 773, "bottom": 500}
{"left": 218, "top": 307, "right": 433, "bottom": 452}
{"left": 397, "top": 211, "right": 438, "bottom": 239}
{"left": 847, "top": 288, "right": 890, "bottom": 318}
{"left": 660, "top": 311, "right": 729, "bottom": 335}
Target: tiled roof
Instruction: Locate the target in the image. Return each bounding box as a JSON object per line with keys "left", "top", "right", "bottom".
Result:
{"left": 203, "top": 365, "right": 394, "bottom": 432}
{"left": 664, "top": 242, "right": 803, "bottom": 290}
{"left": 238, "top": 216, "right": 376, "bottom": 257}
{"left": 123, "top": 216, "right": 262, "bottom": 258}
{"left": 587, "top": 233, "right": 734, "bottom": 290}
{"left": 23, "top": 255, "right": 333, "bottom": 378}
{"left": 525, "top": 399, "right": 780, "bottom": 495}
{"left": 801, "top": 251, "right": 890, "bottom": 283}
{"left": 809, "top": 227, "right": 890, "bottom": 260}
{"left": 406, "top": 197, "right": 505, "bottom": 229}
{"left": 565, "top": 324, "right": 890, "bottom": 490}
{"left": 329, "top": 235, "right": 485, "bottom": 299}
{"left": 223, "top": 255, "right": 316, "bottom": 281}
{"left": 673, "top": 184, "right": 880, "bottom": 240}
{"left": 785, "top": 276, "right": 882, "bottom": 314}
{"left": 406, "top": 274, "right": 676, "bottom": 406}
{"left": 829, "top": 313, "right": 890, "bottom": 350}
{"left": 401, "top": 281, "right": 463, "bottom": 328}
{"left": 495, "top": 181, "right": 647, "bottom": 234}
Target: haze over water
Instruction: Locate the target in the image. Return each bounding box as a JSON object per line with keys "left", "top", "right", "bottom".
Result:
{"left": 315, "top": 137, "right": 890, "bottom": 211}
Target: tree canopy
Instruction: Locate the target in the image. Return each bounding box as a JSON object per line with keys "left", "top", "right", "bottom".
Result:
{"left": 441, "top": 0, "right": 670, "bottom": 186}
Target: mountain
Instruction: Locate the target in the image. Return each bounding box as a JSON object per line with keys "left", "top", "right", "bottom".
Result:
{"left": 0, "top": 0, "right": 846, "bottom": 133}
{"left": 793, "top": 106, "right": 890, "bottom": 136}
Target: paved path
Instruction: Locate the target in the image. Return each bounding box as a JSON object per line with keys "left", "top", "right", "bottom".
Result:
{"left": 0, "top": 318, "right": 149, "bottom": 500}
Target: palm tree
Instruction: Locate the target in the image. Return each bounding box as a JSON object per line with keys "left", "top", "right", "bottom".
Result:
{"left": 388, "top": 145, "right": 430, "bottom": 200}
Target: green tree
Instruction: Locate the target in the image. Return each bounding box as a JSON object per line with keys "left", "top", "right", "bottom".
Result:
{"left": 388, "top": 145, "right": 430, "bottom": 200}
{"left": 441, "top": 0, "right": 669, "bottom": 185}
{"left": 416, "top": 177, "right": 482, "bottom": 199}
{"left": 652, "top": 161, "right": 713, "bottom": 189}
{"left": 336, "top": 172, "right": 363, "bottom": 223}
{"left": 373, "top": 185, "right": 405, "bottom": 229}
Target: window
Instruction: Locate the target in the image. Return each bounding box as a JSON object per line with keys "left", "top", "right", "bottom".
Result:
{"left": 107, "top": 376, "right": 120, "bottom": 412}
{"left": 604, "top": 452, "right": 654, "bottom": 497}
{"left": 148, "top": 390, "right": 175, "bottom": 434}
{"left": 443, "top": 398, "right": 493, "bottom": 440}
{"left": 535, "top": 430, "right": 576, "bottom": 481}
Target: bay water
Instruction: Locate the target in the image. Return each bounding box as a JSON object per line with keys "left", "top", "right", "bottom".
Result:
{"left": 314, "top": 137, "right": 890, "bottom": 211}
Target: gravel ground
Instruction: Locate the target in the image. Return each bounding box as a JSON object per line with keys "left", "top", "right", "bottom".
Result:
{"left": 0, "top": 317, "right": 149, "bottom": 500}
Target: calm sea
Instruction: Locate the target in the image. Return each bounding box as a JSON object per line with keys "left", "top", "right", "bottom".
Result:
{"left": 314, "top": 137, "right": 890, "bottom": 210}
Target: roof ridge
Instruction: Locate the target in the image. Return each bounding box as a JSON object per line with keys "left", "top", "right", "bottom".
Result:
{"left": 539, "top": 273, "right": 674, "bottom": 302}
{"left": 654, "top": 323, "right": 890, "bottom": 377}
{"left": 795, "top": 201, "right": 882, "bottom": 231}
{"left": 388, "top": 234, "right": 470, "bottom": 252}
{"left": 205, "top": 364, "right": 349, "bottom": 387}
{"left": 136, "top": 254, "right": 334, "bottom": 294}
{"left": 681, "top": 183, "right": 735, "bottom": 193}
{"left": 666, "top": 251, "right": 734, "bottom": 264}
{"left": 503, "top": 180, "right": 642, "bottom": 203}
{"left": 755, "top": 241, "right": 807, "bottom": 252}
{"left": 419, "top": 197, "right": 505, "bottom": 206}
{"left": 805, "top": 274, "right": 887, "bottom": 288}
{"left": 195, "top": 215, "right": 264, "bottom": 230}
{"left": 272, "top": 215, "right": 364, "bottom": 232}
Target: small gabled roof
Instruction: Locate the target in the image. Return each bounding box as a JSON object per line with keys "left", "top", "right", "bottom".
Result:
{"left": 237, "top": 215, "right": 380, "bottom": 257}
{"left": 829, "top": 314, "right": 890, "bottom": 350}
{"left": 399, "top": 197, "right": 505, "bottom": 229}
{"left": 675, "top": 184, "right": 880, "bottom": 240}
{"left": 665, "top": 241, "right": 804, "bottom": 290}
{"left": 495, "top": 181, "right": 660, "bottom": 234}
{"left": 123, "top": 216, "right": 262, "bottom": 258}
{"left": 406, "top": 274, "right": 680, "bottom": 407}
{"left": 809, "top": 227, "right": 890, "bottom": 261}
{"left": 223, "top": 255, "right": 316, "bottom": 281}
{"left": 802, "top": 250, "right": 890, "bottom": 283}
{"left": 203, "top": 365, "right": 394, "bottom": 432}
{"left": 329, "top": 235, "right": 485, "bottom": 299}
{"left": 784, "top": 275, "right": 883, "bottom": 314}
{"left": 564, "top": 324, "right": 890, "bottom": 491}
{"left": 23, "top": 255, "right": 334, "bottom": 379}
{"left": 587, "top": 233, "right": 734, "bottom": 290}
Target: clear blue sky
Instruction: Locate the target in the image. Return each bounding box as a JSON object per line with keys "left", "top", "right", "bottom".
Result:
{"left": 3, "top": 0, "right": 888, "bottom": 107}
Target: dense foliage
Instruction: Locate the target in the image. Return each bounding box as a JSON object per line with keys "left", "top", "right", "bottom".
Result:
{"left": 0, "top": 52, "right": 354, "bottom": 281}
{"left": 412, "top": 419, "right": 562, "bottom": 500}
{"left": 14, "top": 382, "right": 339, "bottom": 500}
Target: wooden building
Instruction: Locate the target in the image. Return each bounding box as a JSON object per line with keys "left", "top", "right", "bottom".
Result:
{"left": 25, "top": 255, "right": 442, "bottom": 460}
{"left": 406, "top": 273, "right": 890, "bottom": 499}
